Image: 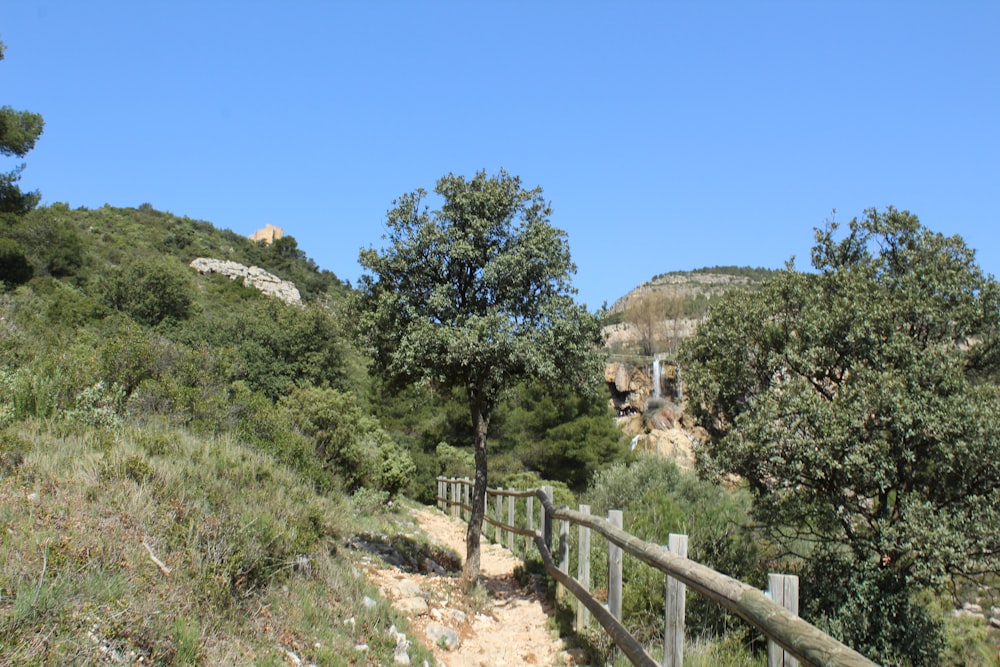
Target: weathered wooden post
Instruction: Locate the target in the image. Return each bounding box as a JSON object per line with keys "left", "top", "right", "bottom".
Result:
{"left": 463, "top": 477, "right": 471, "bottom": 521}
{"left": 525, "top": 495, "right": 535, "bottom": 554}
{"left": 451, "top": 479, "right": 460, "bottom": 519}
{"left": 542, "top": 486, "right": 553, "bottom": 553}
{"left": 557, "top": 518, "right": 569, "bottom": 601}
{"left": 507, "top": 491, "right": 516, "bottom": 551}
{"left": 495, "top": 490, "right": 504, "bottom": 543}
{"left": 437, "top": 477, "right": 444, "bottom": 510}
{"left": 608, "top": 510, "right": 623, "bottom": 621}
{"left": 576, "top": 504, "right": 592, "bottom": 630}
{"left": 664, "top": 533, "right": 688, "bottom": 667}
{"left": 767, "top": 574, "right": 800, "bottom": 667}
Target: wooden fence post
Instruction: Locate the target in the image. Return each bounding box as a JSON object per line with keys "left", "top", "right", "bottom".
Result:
{"left": 525, "top": 495, "right": 534, "bottom": 555}
{"left": 495, "top": 490, "right": 504, "bottom": 543}
{"left": 451, "top": 479, "right": 460, "bottom": 519}
{"left": 507, "top": 492, "right": 516, "bottom": 550}
{"left": 558, "top": 519, "right": 569, "bottom": 601}
{"left": 436, "top": 478, "right": 443, "bottom": 510}
{"left": 664, "top": 533, "right": 688, "bottom": 667}
{"left": 576, "top": 504, "right": 592, "bottom": 630}
{"left": 767, "top": 574, "right": 800, "bottom": 667}
{"left": 463, "top": 478, "right": 471, "bottom": 521}
{"left": 542, "top": 486, "right": 553, "bottom": 552}
{"left": 608, "top": 510, "right": 623, "bottom": 621}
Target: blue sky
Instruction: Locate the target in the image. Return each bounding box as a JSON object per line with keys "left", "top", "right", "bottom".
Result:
{"left": 2, "top": 2, "right": 998, "bottom": 309}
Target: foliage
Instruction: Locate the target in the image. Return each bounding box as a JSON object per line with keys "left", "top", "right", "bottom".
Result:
{"left": 0, "top": 236, "right": 31, "bottom": 286}
{"left": 356, "top": 169, "right": 604, "bottom": 581}
{"left": 8, "top": 207, "right": 85, "bottom": 277}
{"left": 681, "top": 207, "right": 1000, "bottom": 663}
{"left": 103, "top": 256, "right": 197, "bottom": 326}
{"left": 584, "top": 456, "right": 767, "bottom": 642}
{"left": 0, "top": 41, "right": 45, "bottom": 214}
{"left": 180, "top": 299, "right": 348, "bottom": 399}
{"left": 281, "top": 385, "right": 415, "bottom": 496}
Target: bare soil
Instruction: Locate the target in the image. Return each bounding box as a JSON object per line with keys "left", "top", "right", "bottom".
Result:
{"left": 363, "top": 505, "right": 568, "bottom": 667}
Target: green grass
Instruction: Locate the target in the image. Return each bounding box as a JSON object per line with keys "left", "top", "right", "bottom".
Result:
{"left": 0, "top": 418, "right": 435, "bottom": 665}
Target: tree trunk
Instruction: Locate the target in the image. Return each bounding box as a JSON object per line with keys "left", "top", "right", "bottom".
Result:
{"left": 461, "top": 404, "right": 490, "bottom": 585}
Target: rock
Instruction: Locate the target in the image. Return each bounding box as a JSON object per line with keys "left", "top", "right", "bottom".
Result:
{"left": 395, "top": 580, "right": 424, "bottom": 597}
{"left": 634, "top": 428, "right": 696, "bottom": 470}
{"left": 189, "top": 257, "right": 301, "bottom": 305}
{"left": 362, "top": 596, "right": 377, "bottom": 609}
{"left": 443, "top": 608, "right": 467, "bottom": 624}
{"left": 389, "top": 625, "right": 411, "bottom": 665}
{"left": 425, "top": 622, "right": 461, "bottom": 650}
{"left": 963, "top": 601, "right": 984, "bottom": 614}
{"left": 560, "top": 648, "right": 588, "bottom": 665}
{"left": 395, "top": 597, "right": 429, "bottom": 614}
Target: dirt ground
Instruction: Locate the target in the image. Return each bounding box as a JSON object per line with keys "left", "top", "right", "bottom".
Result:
{"left": 363, "top": 505, "right": 572, "bottom": 667}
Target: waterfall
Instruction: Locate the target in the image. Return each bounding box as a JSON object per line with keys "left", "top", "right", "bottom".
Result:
{"left": 652, "top": 358, "right": 662, "bottom": 400}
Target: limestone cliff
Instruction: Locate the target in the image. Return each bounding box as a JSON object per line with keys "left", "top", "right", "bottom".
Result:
{"left": 189, "top": 258, "right": 302, "bottom": 305}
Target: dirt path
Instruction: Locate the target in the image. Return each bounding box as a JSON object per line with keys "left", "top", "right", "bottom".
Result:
{"left": 363, "top": 505, "right": 571, "bottom": 667}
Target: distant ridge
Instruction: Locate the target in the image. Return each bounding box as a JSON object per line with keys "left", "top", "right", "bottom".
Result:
{"left": 607, "top": 266, "right": 777, "bottom": 315}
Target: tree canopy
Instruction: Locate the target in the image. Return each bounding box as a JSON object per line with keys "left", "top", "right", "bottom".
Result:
{"left": 681, "top": 207, "right": 1000, "bottom": 664}
{"left": 356, "top": 169, "right": 604, "bottom": 582}
{"left": 0, "top": 41, "right": 45, "bottom": 215}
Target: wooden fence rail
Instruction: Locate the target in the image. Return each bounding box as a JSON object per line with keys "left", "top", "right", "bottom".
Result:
{"left": 435, "top": 477, "right": 877, "bottom": 667}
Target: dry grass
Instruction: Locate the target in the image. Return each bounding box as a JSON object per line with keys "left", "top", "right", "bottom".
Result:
{"left": 0, "top": 418, "right": 435, "bottom": 665}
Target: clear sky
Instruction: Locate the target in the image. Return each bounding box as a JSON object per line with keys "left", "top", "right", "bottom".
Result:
{"left": 2, "top": 2, "right": 998, "bottom": 309}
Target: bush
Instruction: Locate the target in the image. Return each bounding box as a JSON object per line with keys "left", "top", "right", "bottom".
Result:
{"left": 282, "top": 386, "right": 415, "bottom": 496}
{"left": 583, "top": 456, "right": 768, "bottom": 642}
{"left": 801, "top": 550, "right": 944, "bottom": 666}
{"left": 0, "top": 238, "right": 32, "bottom": 286}
{"left": 104, "top": 257, "right": 195, "bottom": 326}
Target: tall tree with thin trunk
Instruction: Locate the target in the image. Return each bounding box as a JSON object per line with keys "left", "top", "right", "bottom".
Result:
{"left": 356, "top": 169, "right": 604, "bottom": 584}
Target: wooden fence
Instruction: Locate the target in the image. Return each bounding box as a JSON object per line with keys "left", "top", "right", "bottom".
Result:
{"left": 435, "top": 477, "right": 878, "bottom": 667}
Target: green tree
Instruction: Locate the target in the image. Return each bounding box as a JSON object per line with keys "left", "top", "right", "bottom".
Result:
{"left": 0, "top": 41, "right": 45, "bottom": 215}
{"left": 356, "top": 169, "right": 604, "bottom": 583}
{"left": 681, "top": 207, "right": 1000, "bottom": 664}
{"left": 0, "top": 237, "right": 32, "bottom": 286}
{"left": 104, "top": 256, "right": 196, "bottom": 326}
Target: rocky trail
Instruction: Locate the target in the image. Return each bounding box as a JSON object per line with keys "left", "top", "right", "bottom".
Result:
{"left": 358, "top": 505, "right": 579, "bottom": 667}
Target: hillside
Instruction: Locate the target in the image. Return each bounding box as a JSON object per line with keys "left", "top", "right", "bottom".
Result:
{"left": 602, "top": 266, "right": 776, "bottom": 357}
{"left": 0, "top": 203, "right": 622, "bottom": 664}
{"left": 0, "top": 204, "right": 439, "bottom": 663}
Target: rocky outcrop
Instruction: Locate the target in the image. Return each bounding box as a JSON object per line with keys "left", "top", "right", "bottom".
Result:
{"left": 607, "top": 359, "right": 706, "bottom": 471}
{"left": 189, "top": 258, "right": 301, "bottom": 305}
{"left": 605, "top": 361, "right": 652, "bottom": 415}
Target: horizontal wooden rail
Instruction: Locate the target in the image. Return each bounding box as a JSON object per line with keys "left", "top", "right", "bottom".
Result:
{"left": 435, "top": 477, "right": 540, "bottom": 540}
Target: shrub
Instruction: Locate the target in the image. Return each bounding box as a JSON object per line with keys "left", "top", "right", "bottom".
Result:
{"left": 583, "top": 456, "right": 768, "bottom": 642}
{"left": 103, "top": 257, "right": 195, "bottom": 326}
{"left": 0, "top": 237, "right": 32, "bottom": 286}
{"left": 281, "top": 386, "right": 415, "bottom": 496}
